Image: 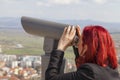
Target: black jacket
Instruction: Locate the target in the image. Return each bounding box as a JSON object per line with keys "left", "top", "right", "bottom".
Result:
{"left": 45, "top": 50, "right": 120, "bottom": 80}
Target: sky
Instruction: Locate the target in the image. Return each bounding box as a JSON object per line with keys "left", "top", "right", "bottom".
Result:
{"left": 0, "top": 0, "right": 120, "bottom": 23}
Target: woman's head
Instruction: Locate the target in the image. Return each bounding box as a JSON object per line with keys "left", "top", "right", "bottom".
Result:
{"left": 76, "top": 25, "right": 118, "bottom": 69}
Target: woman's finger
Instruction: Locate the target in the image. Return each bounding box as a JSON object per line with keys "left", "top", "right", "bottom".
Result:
{"left": 63, "top": 27, "right": 67, "bottom": 35}
{"left": 76, "top": 25, "right": 81, "bottom": 37}
{"left": 66, "top": 26, "right": 71, "bottom": 34}
{"left": 70, "top": 26, "right": 76, "bottom": 35}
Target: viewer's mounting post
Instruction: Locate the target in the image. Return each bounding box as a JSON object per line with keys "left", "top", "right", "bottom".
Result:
{"left": 21, "top": 16, "right": 68, "bottom": 80}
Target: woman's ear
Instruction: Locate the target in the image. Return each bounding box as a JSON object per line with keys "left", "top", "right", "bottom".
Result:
{"left": 80, "top": 45, "right": 87, "bottom": 56}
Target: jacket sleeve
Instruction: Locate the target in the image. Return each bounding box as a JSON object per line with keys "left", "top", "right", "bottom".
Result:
{"left": 45, "top": 50, "right": 94, "bottom": 80}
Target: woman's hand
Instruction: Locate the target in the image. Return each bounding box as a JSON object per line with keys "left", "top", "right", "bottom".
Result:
{"left": 57, "top": 26, "right": 76, "bottom": 51}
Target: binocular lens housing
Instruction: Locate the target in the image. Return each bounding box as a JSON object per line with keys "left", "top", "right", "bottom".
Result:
{"left": 72, "top": 35, "right": 79, "bottom": 47}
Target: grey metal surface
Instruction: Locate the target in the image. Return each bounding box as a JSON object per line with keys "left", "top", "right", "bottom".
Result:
{"left": 21, "top": 16, "right": 69, "bottom": 39}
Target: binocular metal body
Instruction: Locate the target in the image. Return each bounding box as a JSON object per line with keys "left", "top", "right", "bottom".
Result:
{"left": 21, "top": 16, "right": 79, "bottom": 45}
{"left": 21, "top": 16, "right": 69, "bottom": 39}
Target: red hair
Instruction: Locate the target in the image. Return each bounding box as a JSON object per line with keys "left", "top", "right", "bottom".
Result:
{"left": 76, "top": 25, "right": 118, "bottom": 69}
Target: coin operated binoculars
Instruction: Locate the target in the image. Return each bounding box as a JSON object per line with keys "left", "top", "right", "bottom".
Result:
{"left": 21, "top": 16, "right": 74, "bottom": 80}
{"left": 21, "top": 16, "right": 79, "bottom": 80}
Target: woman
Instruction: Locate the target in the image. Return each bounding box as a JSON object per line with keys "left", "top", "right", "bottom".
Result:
{"left": 45, "top": 25, "right": 120, "bottom": 80}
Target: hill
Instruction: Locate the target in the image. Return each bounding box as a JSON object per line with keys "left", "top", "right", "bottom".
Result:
{"left": 57, "top": 20, "right": 120, "bottom": 33}
{"left": 0, "top": 17, "right": 120, "bottom": 33}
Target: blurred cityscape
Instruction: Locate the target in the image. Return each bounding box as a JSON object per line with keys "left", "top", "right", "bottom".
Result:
{"left": 0, "top": 54, "right": 77, "bottom": 80}
{"left": 0, "top": 53, "right": 41, "bottom": 80}
{"left": 0, "top": 43, "right": 119, "bottom": 80}
{"left": 0, "top": 45, "right": 77, "bottom": 80}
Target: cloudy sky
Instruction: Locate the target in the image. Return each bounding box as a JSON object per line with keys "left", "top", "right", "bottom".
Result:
{"left": 0, "top": 0, "right": 120, "bottom": 22}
